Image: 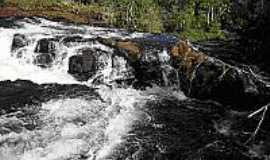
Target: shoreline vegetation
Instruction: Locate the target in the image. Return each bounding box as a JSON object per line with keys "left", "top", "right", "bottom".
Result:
{"left": 0, "top": 0, "right": 229, "bottom": 41}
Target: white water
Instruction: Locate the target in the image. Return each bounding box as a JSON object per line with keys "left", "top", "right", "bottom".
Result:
{"left": 0, "top": 86, "right": 158, "bottom": 160}
{"left": 0, "top": 17, "right": 143, "bottom": 84}
{"left": 0, "top": 17, "right": 185, "bottom": 160}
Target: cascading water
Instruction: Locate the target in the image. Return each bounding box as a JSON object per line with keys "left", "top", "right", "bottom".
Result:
{"left": 0, "top": 17, "right": 185, "bottom": 160}
{"left": 0, "top": 17, "right": 144, "bottom": 84}
{"left": 1, "top": 16, "right": 265, "bottom": 160}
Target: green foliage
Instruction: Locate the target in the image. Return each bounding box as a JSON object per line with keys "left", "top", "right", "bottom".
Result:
{"left": 13, "top": 0, "right": 64, "bottom": 10}
{"left": 4, "top": 0, "right": 232, "bottom": 41}
{"left": 0, "top": 0, "right": 5, "bottom": 7}
{"left": 103, "top": 0, "right": 164, "bottom": 33}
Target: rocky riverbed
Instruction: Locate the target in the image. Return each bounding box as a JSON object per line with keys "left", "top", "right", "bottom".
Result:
{"left": 0, "top": 17, "right": 270, "bottom": 160}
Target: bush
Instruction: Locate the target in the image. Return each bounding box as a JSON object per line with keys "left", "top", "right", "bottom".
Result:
{"left": 0, "top": 0, "right": 5, "bottom": 7}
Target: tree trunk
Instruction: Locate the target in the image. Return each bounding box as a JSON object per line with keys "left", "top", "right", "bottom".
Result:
{"left": 207, "top": 6, "right": 210, "bottom": 26}
{"left": 211, "top": 6, "right": 214, "bottom": 21}
{"left": 194, "top": 0, "right": 200, "bottom": 16}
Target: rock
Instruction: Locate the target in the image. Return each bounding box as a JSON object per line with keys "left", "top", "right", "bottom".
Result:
{"left": 0, "top": 80, "right": 42, "bottom": 115}
{"left": 0, "top": 80, "right": 99, "bottom": 115}
{"left": 171, "top": 40, "right": 270, "bottom": 110}
{"left": 34, "top": 38, "right": 58, "bottom": 68}
{"left": 97, "top": 37, "right": 164, "bottom": 86}
{"left": 131, "top": 48, "right": 164, "bottom": 87}
{"left": 68, "top": 48, "right": 97, "bottom": 81}
{"left": 35, "top": 38, "right": 58, "bottom": 54}
{"left": 97, "top": 37, "right": 143, "bottom": 62}
{"left": 116, "top": 41, "right": 143, "bottom": 61}
{"left": 34, "top": 53, "right": 55, "bottom": 68}
{"left": 61, "top": 35, "right": 94, "bottom": 47}
{"left": 108, "top": 95, "right": 254, "bottom": 160}
{"left": 11, "top": 33, "right": 29, "bottom": 51}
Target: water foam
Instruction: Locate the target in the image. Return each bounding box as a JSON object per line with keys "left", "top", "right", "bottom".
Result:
{"left": 0, "top": 17, "right": 143, "bottom": 84}
{"left": 0, "top": 17, "right": 184, "bottom": 160}
{"left": 0, "top": 85, "right": 158, "bottom": 160}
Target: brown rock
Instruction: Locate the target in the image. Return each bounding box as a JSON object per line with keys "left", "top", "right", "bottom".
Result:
{"left": 171, "top": 39, "right": 270, "bottom": 110}
{"left": 116, "top": 41, "right": 143, "bottom": 61}
{"left": 171, "top": 39, "right": 207, "bottom": 77}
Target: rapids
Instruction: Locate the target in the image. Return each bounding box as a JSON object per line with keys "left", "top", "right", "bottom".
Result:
{"left": 0, "top": 17, "right": 146, "bottom": 84}
{"left": 0, "top": 17, "right": 186, "bottom": 160}
{"left": 1, "top": 17, "right": 268, "bottom": 160}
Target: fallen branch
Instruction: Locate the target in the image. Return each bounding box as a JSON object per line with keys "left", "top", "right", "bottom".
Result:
{"left": 245, "top": 103, "right": 270, "bottom": 144}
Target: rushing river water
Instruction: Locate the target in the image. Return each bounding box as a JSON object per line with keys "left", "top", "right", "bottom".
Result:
{"left": 1, "top": 17, "right": 267, "bottom": 160}
{"left": 0, "top": 17, "right": 188, "bottom": 160}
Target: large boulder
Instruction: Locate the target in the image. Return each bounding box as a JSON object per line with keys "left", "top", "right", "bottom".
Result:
{"left": 0, "top": 80, "right": 99, "bottom": 115}
{"left": 171, "top": 40, "right": 270, "bottom": 110}
{"left": 0, "top": 80, "right": 42, "bottom": 115}
{"left": 34, "top": 38, "right": 58, "bottom": 68}
{"left": 35, "top": 38, "right": 58, "bottom": 54}
{"left": 34, "top": 53, "right": 55, "bottom": 68}
{"left": 11, "top": 33, "right": 29, "bottom": 51}
{"left": 97, "top": 37, "right": 143, "bottom": 62}
{"left": 68, "top": 48, "right": 97, "bottom": 81}
{"left": 116, "top": 41, "right": 143, "bottom": 62}
{"left": 98, "top": 38, "right": 161, "bottom": 86}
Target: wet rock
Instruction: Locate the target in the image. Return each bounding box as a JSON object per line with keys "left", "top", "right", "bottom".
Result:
{"left": 108, "top": 93, "right": 270, "bottom": 160}
{"left": 11, "top": 33, "right": 29, "bottom": 51}
{"left": 110, "top": 55, "right": 136, "bottom": 85}
{"left": 97, "top": 37, "right": 143, "bottom": 62}
{"left": 34, "top": 53, "right": 55, "bottom": 68}
{"left": 0, "top": 17, "right": 23, "bottom": 28}
{"left": 61, "top": 35, "right": 94, "bottom": 47}
{"left": 98, "top": 37, "right": 176, "bottom": 87}
{"left": 116, "top": 41, "right": 143, "bottom": 62}
{"left": 171, "top": 40, "right": 270, "bottom": 110}
{"left": 0, "top": 80, "right": 99, "bottom": 115}
{"left": 0, "top": 80, "right": 42, "bottom": 115}
{"left": 68, "top": 48, "right": 97, "bottom": 81}
{"left": 108, "top": 96, "right": 254, "bottom": 160}
{"left": 35, "top": 38, "right": 58, "bottom": 54}
{"left": 62, "top": 35, "right": 83, "bottom": 43}
{"left": 97, "top": 37, "right": 118, "bottom": 47}
{"left": 131, "top": 49, "right": 164, "bottom": 87}
{"left": 34, "top": 38, "right": 58, "bottom": 68}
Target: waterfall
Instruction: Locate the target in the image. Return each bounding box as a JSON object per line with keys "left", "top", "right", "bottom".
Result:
{"left": 0, "top": 17, "right": 185, "bottom": 160}
{"left": 0, "top": 17, "right": 145, "bottom": 85}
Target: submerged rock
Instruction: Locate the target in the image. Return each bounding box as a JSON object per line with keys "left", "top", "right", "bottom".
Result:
{"left": 34, "top": 38, "right": 59, "bottom": 68}
{"left": 34, "top": 53, "right": 55, "bottom": 68}
{"left": 61, "top": 35, "right": 94, "bottom": 47}
{"left": 171, "top": 40, "right": 270, "bottom": 110}
{"left": 35, "top": 38, "right": 58, "bottom": 54}
{"left": 68, "top": 48, "right": 97, "bottom": 81}
{"left": 11, "top": 33, "right": 29, "bottom": 51}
